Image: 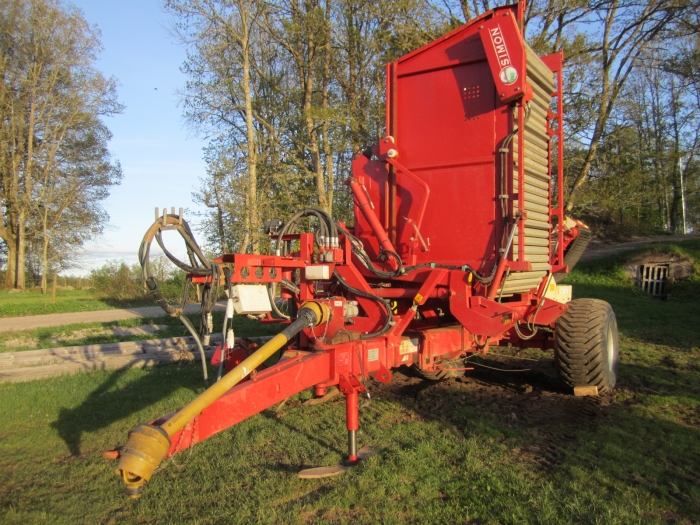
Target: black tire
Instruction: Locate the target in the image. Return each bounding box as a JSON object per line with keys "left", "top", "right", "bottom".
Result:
{"left": 412, "top": 358, "right": 465, "bottom": 381}
{"left": 554, "top": 298, "right": 619, "bottom": 392}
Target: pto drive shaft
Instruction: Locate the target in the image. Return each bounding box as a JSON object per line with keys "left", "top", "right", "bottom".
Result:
{"left": 115, "top": 302, "right": 329, "bottom": 498}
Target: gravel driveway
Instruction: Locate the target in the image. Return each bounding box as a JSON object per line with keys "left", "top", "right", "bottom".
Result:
{"left": 580, "top": 232, "right": 700, "bottom": 261}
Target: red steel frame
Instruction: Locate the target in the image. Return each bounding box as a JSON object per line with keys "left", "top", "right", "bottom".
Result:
{"left": 151, "top": 2, "right": 579, "bottom": 461}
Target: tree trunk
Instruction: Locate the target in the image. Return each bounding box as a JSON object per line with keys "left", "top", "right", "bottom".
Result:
{"left": 4, "top": 240, "right": 16, "bottom": 288}
{"left": 41, "top": 211, "right": 50, "bottom": 293}
{"left": 41, "top": 236, "right": 49, "bottom": 294}
{"left": 566, "top": 139, "right": 601, "bottom": 211}
{"left": 242, "top": 19, "right": 258, "bottom": 254}
{"left": 16, "top": 210, "right": 25, "bottom": 290}
{"left": 321, "top": 0, "right": 333, "bottom": 216}
{"left": 213, "top": 185, "right": 227, "bottom": 253}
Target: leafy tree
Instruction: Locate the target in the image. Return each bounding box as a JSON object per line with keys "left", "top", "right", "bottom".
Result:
{"left": 0, "top": 0, "right": 122, "bottom": 289}
{"left": 170, "top": 0, "right": 700, "bottom": 254}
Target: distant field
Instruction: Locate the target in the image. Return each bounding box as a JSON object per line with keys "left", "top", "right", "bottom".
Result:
{"left": 0, "top": 241, "right": 699, "bottom": 524}
{"left": 0, "top": 312, "right": 282, "bottom": 353}
{"left": 0, "top": 289, "right": 153, "bottom": 318}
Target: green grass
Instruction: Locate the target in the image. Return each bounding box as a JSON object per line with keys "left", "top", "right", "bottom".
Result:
{"left": 0, "top": 312, "right": 283, "bottom": 353}
{"left": 1, "top": 241, "right": 699, "bottom": 524}
{"left": 0, "top": 289, "right": 154, "bottom": 317}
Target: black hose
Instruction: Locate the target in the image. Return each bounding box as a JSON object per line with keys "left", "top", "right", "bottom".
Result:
{"left": 333, "top": 270, "right": 394, "bottom": 339}
{"left": 336, "top": 223, "right": 403, "bottom": 278}
{"left": 268, "top": 282, "right": 290, "bottom": 319}
{"left": 278, "top": 208, "right": 334, "bottom": 255}
{"left": 284, "top": 306, "right": 319, "bottom": 336}
{"left": 139, "top": 214, "right": 218, "bottom": 382}
{"left": 402, "top": 262, "right": 498, "bottom": 284}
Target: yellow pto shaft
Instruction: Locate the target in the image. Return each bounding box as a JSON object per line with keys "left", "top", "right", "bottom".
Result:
{"left": 115, "top": 302, "right": 329, "bottom": 498}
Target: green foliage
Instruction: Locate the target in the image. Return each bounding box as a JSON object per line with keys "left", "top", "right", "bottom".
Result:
{"left": 0, "top": 0, "right": 123, "bottom": 289}
{"left": 89, "top": 261, "right": 144, "bottom": 301}
{"left": 88, "top": 258, "right": 193, "bottom": 303}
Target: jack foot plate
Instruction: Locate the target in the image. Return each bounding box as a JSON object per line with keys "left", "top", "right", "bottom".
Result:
{"left": 297, "top": 446, "right": 376, "bottom": 479}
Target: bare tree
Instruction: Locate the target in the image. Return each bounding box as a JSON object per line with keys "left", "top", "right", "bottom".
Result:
{"left": 564, "top": 0, "right": 685, "bottom": 210}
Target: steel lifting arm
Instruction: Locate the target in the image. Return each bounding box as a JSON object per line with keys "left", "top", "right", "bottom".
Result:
{"left": 345, "top": 176, "right": 400, "bottom": 270}
{"left": 114, "top": 302, "right": 329, "bottom": 498}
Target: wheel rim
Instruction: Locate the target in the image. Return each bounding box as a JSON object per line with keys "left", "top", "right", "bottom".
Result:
{"left": 606, "top": 325, "right": 615, "bottom": 370}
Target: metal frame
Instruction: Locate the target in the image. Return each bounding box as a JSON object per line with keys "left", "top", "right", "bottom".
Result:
{"left": 112, "top": 1, "right": 585, "bottom": 479}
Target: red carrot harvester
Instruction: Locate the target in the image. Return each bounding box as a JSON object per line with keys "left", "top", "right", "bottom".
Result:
{"left": 106, "top": 1, "right": 618, "bottom": 498}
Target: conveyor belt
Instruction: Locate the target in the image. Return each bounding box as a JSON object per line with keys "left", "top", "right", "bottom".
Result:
{"left": 501, "top": 45, "right": 555, "bottom": 296}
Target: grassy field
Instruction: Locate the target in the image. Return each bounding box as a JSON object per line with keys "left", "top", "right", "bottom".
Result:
{"left": 0, "top": 289, "right": 153, "bottom": 317}
{"left": 0, "top": 312, "right": 282, "bottom": 353}
{"left": 1, "top": 241, "right": 699, "bottom": 524}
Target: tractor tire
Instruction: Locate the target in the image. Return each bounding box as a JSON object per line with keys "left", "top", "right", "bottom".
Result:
{"left": 412, "top": 358, "right": 465, "bottom": 381}
{"left": 554, "top": 298, "right": 619, "bottom": 392}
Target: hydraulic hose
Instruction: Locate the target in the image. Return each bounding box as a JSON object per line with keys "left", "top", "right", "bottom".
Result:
{"left": 333, "top": 270, "right": 394, "bottom": 339}
{"left": 115, "top": 302, "right": 329, "bottom": 498}
{"left": 277, "top": 207, "right": 336, "bottom": 255}
{"left": 336, "top": 223, "right": 403, "bottom": 278}
{"left": 139, "top": 214, "right": 217, "bottom": 382}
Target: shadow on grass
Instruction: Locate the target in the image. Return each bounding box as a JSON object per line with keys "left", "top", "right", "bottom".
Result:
{"left": 46, "top": 345, "right": 700, "bottom": 519}
{"left": 49, "top": 315, "right": 284, "bottom": 456}
{"left": 50, "top": 363, "right": 206, "bottom": 456}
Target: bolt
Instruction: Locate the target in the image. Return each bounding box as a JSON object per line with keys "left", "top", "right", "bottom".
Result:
{"left": 387, "top": 149, "right": 398, "bottom": 158}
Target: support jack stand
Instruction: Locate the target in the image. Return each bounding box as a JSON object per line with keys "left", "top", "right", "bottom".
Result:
{"left": 297, "top": 446, "right": 376, "bottom": 479}
{"left": 298, "top": 381, "right": 375, "bottom": 478}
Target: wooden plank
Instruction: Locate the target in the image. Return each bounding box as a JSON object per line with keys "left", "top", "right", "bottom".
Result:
{"left": 574, "top": 386, "right": 599, "bottom": 397}
{"left": 0, "top": 334, "right": 225, "bottom": 365}
{"left": 524, "top": 227, "right": 550, "bottom": 238}
{"left": 503, "top": 271, "right": 547, "bottom": 281}
{"left": 525, "top": 236, "right": 550, "bottom": 247}
{"left": 0, "top": 335, "right": 274, "bottom": 382}
{"left": 0, "top": 351, "right": 213, "bottom": 383}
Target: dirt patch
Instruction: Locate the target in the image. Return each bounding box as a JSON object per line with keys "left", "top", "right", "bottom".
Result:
{"left": 370, "top": 349, "right": 612, "bottom": 470}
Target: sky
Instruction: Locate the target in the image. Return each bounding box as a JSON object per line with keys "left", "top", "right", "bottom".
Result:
{"left": 67, "top": 0, "right": 208, "bottom": 276}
